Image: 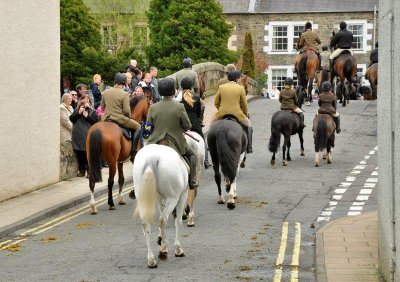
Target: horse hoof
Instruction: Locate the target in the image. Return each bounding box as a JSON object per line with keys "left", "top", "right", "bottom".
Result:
{"left": 158, "top": 251, "right": 168, "bottom": 260}
{"left": 315, "top": 163, "right": 319, "bottom": 167}
{"left": 157, "top": 236, "right": 162, "bottom": 246}
{"left": 218, "top": 200, "right": 225, "bottom": 204}
{"left": 175, "top": 252, "right": 185, "bottom": 257}
{"left": 128, "top": 190, "right": 136, "bottom": 200}
{"left": 240, "top": 162, "right": 245, "bottom": 168}
{"left": 287, "top": 157, "right": 292, "bottom": 161}
{"left": 90, "top": 210, "right": 98, "bottom": 215}
{"left": 282, "top": 161, "right": 288, "bottom": 166}
{"left": 328, "top": 160, "right": 332, "bottom": 164}
{"left": 270, "top": 160, "right": 275, "bottom": 166}
{"left": 118, "top": 201, "right": 126, "bottom": 205}
{"left": 233, "top": 196, "right": 237, "bottom": 199}
{"left": 227, "top": 202, "right": 236, "bottom": 210}
{"left": 109, "top": 206, "right": 115, "bottom": 210}
{"left": 187, "top": 222, "right": 195, "bottom": 227}
{"left": 300, "top": 152, "right": 305, "bottom": 157}
{"left": 148, "top": 260, "right": 158, "bottom": 268}
{"left": 182, "top": 213, "right": 187, "bottom": 221}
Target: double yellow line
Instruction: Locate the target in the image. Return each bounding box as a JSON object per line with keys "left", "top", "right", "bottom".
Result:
{"left": 0, "top": 186, "right": 133, "bottom": 251}
{"left": 273, "top": 222, "right": 302, "bottom": 282}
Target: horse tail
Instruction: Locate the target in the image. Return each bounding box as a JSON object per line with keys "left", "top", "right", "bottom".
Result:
{"left": 344, "top": 58, "right": 358, "bottom": 83}
{"left": 316, "top": 119, "right": 328, "bottom": 151}
{"left": 134, "top": 165, "right": 157, "bottom": 224}
{"left": 299, "top": 56, "right": 307, "bottom": 76}
{"left": 216, "top": 128, "right": 238, "bottom": 183}
{"left": 88, "top": 128, "right": 102, "bottom": 183}
{"left": 321, "top": 69, "right": 328, "bottom": 84}
{"left": 268, "top": 119, "right": 281, "bottom": 153}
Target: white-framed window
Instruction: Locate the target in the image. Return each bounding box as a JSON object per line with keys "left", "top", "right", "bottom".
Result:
{"left": 357, "top": 64, "right": 368, "bottom": 86}
{"left": 101, "top": 24, "right": 117, "bottom": 52}
{"left": 268, "top": 66, "right": 296, "bottom": 92}
{"left": 265, "top": 22, "right": 315, "bottom": 54}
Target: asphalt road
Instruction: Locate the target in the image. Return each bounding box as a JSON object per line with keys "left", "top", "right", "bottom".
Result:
{"left": 1, "top": 98, "right": 377, "bottom": 281}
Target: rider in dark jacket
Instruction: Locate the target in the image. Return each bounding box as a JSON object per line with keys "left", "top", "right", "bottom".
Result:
{"left": 368, "top": 42, "right": 378, "bottom": 67}
{"left": 329, "top": 21, "right": 354, "bottom": 72}
{"left": 317, "top": 81, "right": 341, "bottom": 133}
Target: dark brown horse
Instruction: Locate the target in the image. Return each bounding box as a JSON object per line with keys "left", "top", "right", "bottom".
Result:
{"left": 316, "top": 69, "right": 331, "bottom": 93}
{"left": 268, "top": 111, "right": 305, "bottom": 167}
{"left": 86, "top": 96, "right": 150, "bottom": 214}
{"left": 365, "top": 63, "right": 378, "bottom": 99}
{"left": 295, "top": 50, "right": 320, "bottom": 106}
{"left": 313, "top": 114, "right": 335, "bottom": 167}
{"left": 198, "top": 73, "right": 206, "bottom": 100}
{"left": 332, "top": 52, "right": 358, "bottom": 107}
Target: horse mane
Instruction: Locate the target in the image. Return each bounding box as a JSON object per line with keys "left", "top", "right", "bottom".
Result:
{"left": 130, "top": 95, "right": 145, "bottom": 110}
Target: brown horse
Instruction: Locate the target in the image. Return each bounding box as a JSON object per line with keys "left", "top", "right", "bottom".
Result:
{"left": 86, "top": 96, "right": 150, "bottom": 214}
{"left": 316, "top": 69, "right": 331, "bottom": 93}
{"left": 313, "top": 114, "right": 335, "bottom": 167}
{"left": 198, "top": 73, "right": 206, "bottom": 100}
{"left": 295, "top": 50, "right": 320, "bottom": 106}
{"left": 365, "top": 63, "right": 378, "bottom": 99}
{"left": 332, "top": 52, "right": 358, "bottom": 107}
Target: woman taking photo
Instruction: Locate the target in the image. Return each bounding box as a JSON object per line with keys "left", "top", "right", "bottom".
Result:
{"left": 70, "top": 94, "right": 99, "bottom": 177}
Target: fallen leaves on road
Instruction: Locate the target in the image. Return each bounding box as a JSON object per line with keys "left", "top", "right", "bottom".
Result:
{"left": 4, "top": 243, "right": 21, "bottom": 252}
{"left": 40, "top": 236, "right": 57, "bottom": 243}
{"left": 76, "top": 222, "right": 95, "bottom": 229}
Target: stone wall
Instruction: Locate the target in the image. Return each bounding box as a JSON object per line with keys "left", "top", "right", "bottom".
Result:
{"left": 169, "top": 62, "right": 257, "bottom": 96}
{"left": 60, "top": 142, "right": 78, "bottom": 181}
{"left": 0, "top": 1, "right": 60, "bottom": 202}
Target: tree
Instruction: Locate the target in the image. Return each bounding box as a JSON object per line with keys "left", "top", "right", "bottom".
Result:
{"left": 60, "top": 0, "right": 102, "bottom": 88}
{"left": 146, "top": 0, "right": 236, "bottom": 72}
{"left": 241, "top": 32, "right": 256, "bottom": 79}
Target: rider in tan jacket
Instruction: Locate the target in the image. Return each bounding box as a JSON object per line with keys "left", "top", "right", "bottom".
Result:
{"left": 298, "top": 21, "right": 322, "bottom": 69}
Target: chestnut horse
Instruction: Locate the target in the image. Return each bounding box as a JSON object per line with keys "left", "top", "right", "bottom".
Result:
{"left": 332, "top": 52, "right": 358, "bottom": 107}
{"left": 313, "top": 114, "right": 335, "bottom": 167}
{"left": 316, "top": 69, "right": 331, "bottom": 93}
{"left": 365, "top": 63, "right": 378, "bottom": 99}
{"left": 86, "top": 96, "right": 150, "bottom": 214}
{"left": 295, "top": 50, "right": 320, "bottom": 106}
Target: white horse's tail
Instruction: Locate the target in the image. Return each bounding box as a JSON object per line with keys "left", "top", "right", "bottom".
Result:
{"left": 134, "top": 165, "right": 157, "bottom": 224}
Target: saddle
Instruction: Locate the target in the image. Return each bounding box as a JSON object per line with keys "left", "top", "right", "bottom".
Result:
{"left": 333, "top": 50, "right": 353, "bottom": 65}
{"left": 104, "top": 120, "right": 131, "bottom": 139}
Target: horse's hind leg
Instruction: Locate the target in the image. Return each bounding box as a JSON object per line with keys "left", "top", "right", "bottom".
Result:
{"left": 117, "top": 162, "right": 126, "bottom": 205}
{"left": 108, "top": 161, "right": 117, "bottom": 210}
{"left": 89, "top": 180, "right": 98, "bottom": 214}
{"left": 327, "top": 141, "right": 332, "bottom": 164}
{"left": 187, "top": 188, "right": 197, "bottom": 227}
{"left": 299, "top": 131, "right": 305, "bottom": 156}
{"left": 174, "top": 191, "right": 187, "bottom": 257}
{"left": 271, "top": 152, "right": 276, "bottom": 167}
{"left": 142, "top": 222, "right": 157, "bottom": 268}
{"left": 212, "top": 163, "right": 224, "bottom": 204}
{"left": 286, "top": 138, "right": 292, "bottom": 161}
{"left": 282, "top": 136, "right": 289, "bottom": 166}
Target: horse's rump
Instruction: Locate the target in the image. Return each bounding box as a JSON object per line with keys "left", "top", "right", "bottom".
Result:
{"left": 313, "top": 114, "right": 335, "bottom": 151}
{"left": 208, "top": 120, "right": 246, "bottom": 183}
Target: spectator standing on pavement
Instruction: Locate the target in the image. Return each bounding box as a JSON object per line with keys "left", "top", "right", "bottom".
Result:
{"left": 60, "top": 93, "right": 73, "bottom": 143}
{"left": 70, "top": 94, "right": 99, "bottom": 177}
{"left": 70, "top": 90, "right": 78, "bottom": 109}
{"left": 150, "top": 66, "right": 160, "bottom": 101}
{"left": 139, "top": 72, "right": 159, "bottom": 103}
{"left": 76, "top": 83, "right": 87, "bottom": 100}
{"left": 270, "top": 84, "right": 280, "bottom": 100}
{"left": 90, "top": 74, "right": 102, "bottom": 109}
{"left": 261, "top": 87, "right": 269, "bottom": 98}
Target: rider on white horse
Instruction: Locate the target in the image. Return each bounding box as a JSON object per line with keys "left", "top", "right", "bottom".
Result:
{"left": 145, "top": 77, "right": 199, "bottom": 189}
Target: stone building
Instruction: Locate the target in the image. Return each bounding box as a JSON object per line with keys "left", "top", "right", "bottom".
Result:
{"left": 217, "top": 0, "right": 379, "bottom": 92}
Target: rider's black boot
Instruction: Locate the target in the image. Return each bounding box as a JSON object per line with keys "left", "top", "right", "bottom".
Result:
{"left": 245, "top": 126, "right": 253, "bottom": 154}
{"left": 204, "top": 141, "right": 212, "bottom": 169}
{"left": 299, "top": 112, "right": 306, "bottom": 129}
{"left": 318, "top": 53, "right": 322, "bottom": 70}
{"left": 130, "top": 129, "right": 138, "bottom": 163}
{"left": 333, "top": 116, "right": 341, "bottom": 134}
{"left": 200, "top": 104, "right": 205, "bottom": 127}
{"left": 188, "top": 154, "right": 199, "bottom": 189}
{"left": 329, "top": 59, "right": 334, "bottom": 73}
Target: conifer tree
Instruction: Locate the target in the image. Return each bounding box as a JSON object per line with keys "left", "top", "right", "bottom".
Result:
{"left": 241, "top": 32, "right": 256, "bottom": 79}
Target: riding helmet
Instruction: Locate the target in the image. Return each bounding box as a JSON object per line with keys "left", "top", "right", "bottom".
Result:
{"left": 228, "top": 70, "right": 241, "bottom": 81}
{"left": 284, "top": 77, "right": 294, "bottom": 86}
{"left": 158, "top": 78, "right": 175, "bottom": 96}
{"left": 114, "top": 72, "right": 127, "bottom": 85}
{"left": 183, "top": 57, "right": 193, "bottom": 68}
{"left": 180, "top": 77, "right": 193, "bottom": 90}
{"left": 322, "top": 81, "right": 332, "bottom": 91}
{"left": 305, "top": 21, "right": 312, "bottom": 29}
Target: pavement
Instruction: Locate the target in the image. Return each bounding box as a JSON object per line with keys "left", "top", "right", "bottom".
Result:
{"left": 0, "top": 94, "right": 381, "bottom": 281}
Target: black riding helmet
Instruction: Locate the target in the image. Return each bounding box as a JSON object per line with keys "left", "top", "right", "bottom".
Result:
{"left": 158, "top": 78, "right": 175, "bottom": 97}
{"left": 228, "top": 70, "right": 241, "bottom": 81}
{"left": 305, "top": 21, "right": 312, "bottom": 29}
{"left": 183, "top": 57, "right": 193, "bottom": 68}
{"left": 322, "top": 81, "right": 332, "bottom": 91}
{"left": 339, "top": 21, "right": 347, "bottom": 29}
{"left": 180, "top": 77, "right": 193, "bottom": 90}
{"left": 114, "top": 72, "right": 127, "bottom": 85}
{"left": 284, "top": 77, "right": 294, "bottom": 86}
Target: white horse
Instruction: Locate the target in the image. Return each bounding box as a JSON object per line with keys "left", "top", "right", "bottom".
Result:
{"left": 133, "top": 144, "right": 188, "bottom": 268}
{"left": 184, "top": 131, "right": 205, "bottom": 227}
